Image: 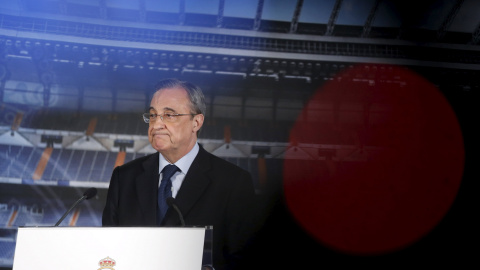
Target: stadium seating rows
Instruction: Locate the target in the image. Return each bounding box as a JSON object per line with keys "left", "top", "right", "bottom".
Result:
{"left": 0, "top": 144, "right": 284, "bottom": 190}
{"left": 21, "top": 110, "right": 294, "bottom": 143}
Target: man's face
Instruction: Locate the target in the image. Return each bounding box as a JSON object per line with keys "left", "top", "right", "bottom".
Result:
{"left": 148, "top": 87, "right": 203, "bottom": 162}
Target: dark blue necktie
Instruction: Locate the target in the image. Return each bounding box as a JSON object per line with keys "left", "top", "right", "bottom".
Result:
{"left": 157, "top": 164, "right": 179, "bottom": 225}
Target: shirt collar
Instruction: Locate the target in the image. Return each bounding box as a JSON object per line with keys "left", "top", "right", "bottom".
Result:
{"left": 159, "top": 142, "right": 199, "bottom": 174}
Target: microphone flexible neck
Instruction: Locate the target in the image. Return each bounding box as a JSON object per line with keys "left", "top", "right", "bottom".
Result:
{"left": 54, "top": 196, "right": 86, "bottom": 226}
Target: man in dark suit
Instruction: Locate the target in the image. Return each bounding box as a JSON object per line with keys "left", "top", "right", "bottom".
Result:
{"left": 102, "top": 78, "right": 259, "bottom": 270}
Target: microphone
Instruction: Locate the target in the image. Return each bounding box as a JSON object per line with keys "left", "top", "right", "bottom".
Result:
{"left": 54, "top": 187, "right": 97, "bottom": 226}
{"left": 166, "top": 197, "right": 185, "bottom": 227}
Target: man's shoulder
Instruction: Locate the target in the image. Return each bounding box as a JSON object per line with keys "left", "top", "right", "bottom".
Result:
{"left": 199, "top": 147, "right": 250, "bottom": 175}
{"left": 118, "top": 152, "right": 158, "bottom": 170}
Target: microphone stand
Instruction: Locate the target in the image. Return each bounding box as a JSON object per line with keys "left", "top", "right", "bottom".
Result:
{"left": 54, "top": 188, "right": 97, "bottom": 226}
{"left": 54, "top": 195, "right": 87, "bottom": 227}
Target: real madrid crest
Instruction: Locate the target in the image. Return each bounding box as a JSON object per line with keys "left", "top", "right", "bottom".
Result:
{"left": 98, "top": 256, "right": 116, "bottom": 270}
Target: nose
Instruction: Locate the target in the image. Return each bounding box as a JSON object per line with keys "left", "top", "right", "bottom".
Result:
{"left": 152, "top": 114, "right": 166, "bottom": 128}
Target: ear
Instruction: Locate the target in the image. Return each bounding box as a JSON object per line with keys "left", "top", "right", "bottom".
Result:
{"left": 192, "top": 114, "right": 204, "bottom": 132}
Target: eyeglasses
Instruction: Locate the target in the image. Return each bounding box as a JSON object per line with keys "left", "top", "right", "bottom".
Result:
{"left": 142, "top": 112, "right": 197, "bottom": 123}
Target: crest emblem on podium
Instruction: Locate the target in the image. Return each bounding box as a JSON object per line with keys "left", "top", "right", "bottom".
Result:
{"left": 98, "top": 256, "right": 116, "bottom": 270}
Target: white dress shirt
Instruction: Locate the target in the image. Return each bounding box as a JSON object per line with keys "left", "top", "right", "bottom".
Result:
{"left": 158, "top": 142, "right": 199, "bottom": 198}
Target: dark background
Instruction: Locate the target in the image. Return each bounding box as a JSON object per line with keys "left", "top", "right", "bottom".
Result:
{"left": 1, "top": 0, "right": 478, "bottom": 268}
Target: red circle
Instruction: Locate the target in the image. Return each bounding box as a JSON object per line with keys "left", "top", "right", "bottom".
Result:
{"left": 283, "top": 64, "right": 464, "bottom": 255}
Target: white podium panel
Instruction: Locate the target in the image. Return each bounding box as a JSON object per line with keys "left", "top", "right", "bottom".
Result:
{"left": 13, "top": 227, "right": 205, "bottom": 270}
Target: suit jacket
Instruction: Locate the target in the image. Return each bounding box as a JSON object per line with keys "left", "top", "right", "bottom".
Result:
{"left": 102, "top": 145, "right": 258, "bottom": 269}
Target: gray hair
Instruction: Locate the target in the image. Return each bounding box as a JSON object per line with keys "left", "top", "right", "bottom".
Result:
{"left": 153, "top": 78, "right": 206, "bottom": 116}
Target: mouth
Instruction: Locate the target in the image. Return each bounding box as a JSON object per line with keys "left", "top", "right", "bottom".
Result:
{"left": 152, "top": 133, "right": 168, "bottom": 137}
{"left": 151, "top": 133, "right": 174, "bottom": 145}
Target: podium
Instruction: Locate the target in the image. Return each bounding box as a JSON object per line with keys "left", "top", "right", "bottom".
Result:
{"left": 12, "top": 227, "right": 208, "bottom": 270}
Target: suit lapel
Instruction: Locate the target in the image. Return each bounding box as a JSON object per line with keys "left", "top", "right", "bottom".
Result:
{"left": 164, "top": 146, "right": 212, "bottom": 225}
{"left": 136, "top": 152, "right": 159, "bottom": 225}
